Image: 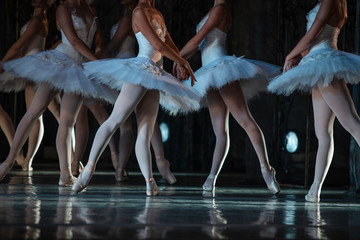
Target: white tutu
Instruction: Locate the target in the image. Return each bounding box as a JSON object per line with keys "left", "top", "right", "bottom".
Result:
{"left": 3, "top": 50, "right": 118, "bottom": 103}
{"left": 184, "top": 55, "right": 281, "bottom": 103}
{"left": 0, "top": 71, "right": 28, "bottom": 92}
{"left": 83, "top": 57, "right": 201, "bottom": 115}
{"left": 268, "top": 44, "right": 360, "bottom": 95}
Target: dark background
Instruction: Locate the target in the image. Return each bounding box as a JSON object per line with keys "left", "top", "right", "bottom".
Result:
{"left": 0, "top": 0, "right": 358, "bottom": 187}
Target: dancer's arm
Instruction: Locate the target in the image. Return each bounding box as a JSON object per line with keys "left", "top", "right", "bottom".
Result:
{"left": 284, "top": 0, "right": 335, "bottom": 72}
{"left": 179, "top": 4, "right": 227, "bottom": 60}
{"left": 101, "top": 16, "right": 132, "bottom": 58}
{"left": 90, "top": 6, "right": 104, "bottom": 57}
{"left": 132, "top": 8, "right": 196, "bottom": 84}
{"left": 1, "top": 17, "right": 42, "bottom": 62}
{"left": 56, "top": 5, "right": 97, "bottom": 61}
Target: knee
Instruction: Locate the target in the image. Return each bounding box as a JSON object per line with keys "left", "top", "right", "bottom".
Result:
{"left": 237, "top": 115, "right": 255, "bottom": 131}
{"left": 315, "top": 128, "right": 333, "bottom": 145}
{"left": 214, "top": 128, "right": 229, "bottom": 142}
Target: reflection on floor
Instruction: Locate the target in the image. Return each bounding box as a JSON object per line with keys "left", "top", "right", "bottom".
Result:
{"left": 0, "top": 170, "right": 359, "bottom": 239}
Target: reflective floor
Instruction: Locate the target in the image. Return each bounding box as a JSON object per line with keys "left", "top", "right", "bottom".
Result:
{"left": 0, "top": 170, "right": 360, "bottom": 239}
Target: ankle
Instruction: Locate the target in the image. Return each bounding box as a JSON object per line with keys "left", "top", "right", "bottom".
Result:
{"left": 145, "top": 177, "right": 155, "bottom": 183}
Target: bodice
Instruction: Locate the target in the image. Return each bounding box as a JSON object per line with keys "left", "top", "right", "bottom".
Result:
{"left": 110, "top": 23, "right": 137, "bottom": 59}
{"left": 136, "top": 19, "right": 167, "bottom": 65}
{"left": 307, "top": 4, "right": 340, "bottom": 50}
{"left": 197, "top": 14, "right": 228, "bottom": 66}
{"left": 55, "top": 9, "right": 97, "bottom": 61}
{"left": 20, "top": 22, "right": 46, "bottom": 56}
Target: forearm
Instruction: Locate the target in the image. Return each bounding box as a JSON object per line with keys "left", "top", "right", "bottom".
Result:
{"left": 2, "top": 46, "right": 22, "bottom": 62}
{"left": 72, "top": 39, "right": 97, "bottom": 61}
{"left": 179, "top": 41, "right": 199, "bottom": 60}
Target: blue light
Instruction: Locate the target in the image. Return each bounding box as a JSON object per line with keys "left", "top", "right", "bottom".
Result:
{"left": 285, "top": 131, "right": 298, "bottom": 153}
{"left": 159, "top": 122, "right": 169, "bottom": 142}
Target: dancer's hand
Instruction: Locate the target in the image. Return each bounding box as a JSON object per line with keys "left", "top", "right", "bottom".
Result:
{"left": 181, "top": 61, "right": 197, "bottom": 86}
{"left": 283, "top": 55, "right": 301, "bottom": 72}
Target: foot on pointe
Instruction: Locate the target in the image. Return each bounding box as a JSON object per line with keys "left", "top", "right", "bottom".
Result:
{"left": 261, "top": 166, "right": 280, "bottom": 195}
{"left": 146, "top": 177, "right": 160, "bottom": 196}
{"left": 202, "top": 174, "right": 216, "bottom": 191}
{"left": 72, "top": 167, "right": 94, "bottom": 193}
{"left": 305, "top": 181, "right": 321, "bottom": 203}
{"left": 156, "top": 159, "right": 176, "bottom": 185}
{"left": 115, "top": 168, "right": 128, "bottom": 182}
{"left": 59, "top": 175, "right": 77, "bottom": 187}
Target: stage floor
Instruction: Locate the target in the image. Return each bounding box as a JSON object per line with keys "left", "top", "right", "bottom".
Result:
{"left": 0, "top": 170, "right": 359, "bottom": 239}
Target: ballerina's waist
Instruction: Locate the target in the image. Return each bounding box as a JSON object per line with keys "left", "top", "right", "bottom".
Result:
{"left": 24, "top": 48, "right": 43, "bottom": 56}
{"left": 55, "top": 43, "right": 87, "bottom": 62}
{"left": 201, "top": 47, "right": 227, "bottom": 66}
{"left": 309, "top": 41, "right": 337, "bottom": 52}
{"left": 137, "top": 50, "right": 163, "bottom": 67}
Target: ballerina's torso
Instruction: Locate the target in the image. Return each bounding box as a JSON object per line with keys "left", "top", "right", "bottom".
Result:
{"left": 110, "top": 23, "right": 137, "bottom": 59}
{"left": 197, "top": 14, "right": 228, "bottom": 66}
{"left": 307, "top": 4, "right": 341, "bottom": 51}
{"left": 55, "top": 8, "right": 97, "bottom": 61}
{"left": 20, "top": 21, "right": 46, "bottom": 56}
{"left": 134, "top": 8, "right": 167, "bottom": 65}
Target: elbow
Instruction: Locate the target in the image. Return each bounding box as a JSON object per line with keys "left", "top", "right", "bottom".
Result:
{"left": 153, "top": 42, "right": 165, "bottom": 53}
{"left": 67, "top": 36, "right": 81, "bottom": 48}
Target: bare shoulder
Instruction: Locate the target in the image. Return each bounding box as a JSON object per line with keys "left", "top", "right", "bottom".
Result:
{"left": 210, "top": 3, "right": 230, "bottom": 16}
{"left": 56, "top": 4, "right": 70, "bottom": 17}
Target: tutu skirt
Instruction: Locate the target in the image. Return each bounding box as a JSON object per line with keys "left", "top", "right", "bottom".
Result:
{"left": 0, "top": 72, "right": 27, "bottom": 92}
{"left": 3, "top": 50, "right": 117, "bottom": 103}
{"left": 83, "top": 57, "right": 201, "bottom": 115}
{"left": 268, "top": 42, "right": 360, "bottom": 95}
{"left": 184, "top": 55, "right": 281, "bottom": 108}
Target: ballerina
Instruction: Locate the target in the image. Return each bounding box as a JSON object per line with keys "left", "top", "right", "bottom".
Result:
{"left": 176, "top": 0, "right": 281, "bottom": 194}
{"left": 73, "top": 0, "right": 199, "bottom": 195}
{"left": 0, "top": 0, "right": 116, "bottom": 186}
{"left": 101, "top": 0, "right": 176, "bottom": 184}
{"left": 0, "top": 0, "right": 61, "bottom": 172}
{"left": 268, "top": 0, "right": 360, "bottom": 202}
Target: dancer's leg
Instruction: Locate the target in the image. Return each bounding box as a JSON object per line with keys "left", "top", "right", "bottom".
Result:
{"left": 202, "top": 89, "right": 229, "bottom": 191}
{"left": 151, "top": 122, "right": 176, "bottom": 184}
{"left": 318, "top": 79, "right": 360, "bottom": 145}
{"left": 0, "top": 83, "right": 57, "bottom": 179}
{"left": 47, "top": 94, "right": 61, "bottom": 123}
{"left": 88, "top": 102, "right": 119, "bottom": 169}
{"left": 135, "top": 90, "right": 160, "bottom": 195}
{"left": 56, "top": 93, "right": 82, "bottom": 186}
{"left": 72, "top": 83, "right": 147, "bottom": 192}
{"left": 24, "top": 84, "right": 44, "bottom": 171}
{"left": 72, "top": 104, "right": 88, "bottom": 176}
{"left": 306, "top": 88, "right": 335, "bottom": 202}
{"left": 0, "top": 105, "right": 24, "bottom": 166}
{"left": 116, "top": 117, "right": 135, "bottom": 181}
{"left": 219, "top": 82, "right": 279, "bottom": 194}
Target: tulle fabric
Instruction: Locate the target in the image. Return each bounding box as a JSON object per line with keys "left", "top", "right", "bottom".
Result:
{"left": 267, "top": 46, "right": 360, "bottom": 95}
{"left": 185, "top": 55, "right": 280, "bottom": 101}
{"left": 3, "top": 50, "right": 118, "bottom": 103}
{"left": 83, "top": 57, "right": 201, "bottom": 115}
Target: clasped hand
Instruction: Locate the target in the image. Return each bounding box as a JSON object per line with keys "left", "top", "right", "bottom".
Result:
{"left": 172, "top": 62, "right": 197, "bottom": 86}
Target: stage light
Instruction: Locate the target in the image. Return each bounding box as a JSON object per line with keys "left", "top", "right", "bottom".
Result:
{"left": 159, "top": 122, "right": 169, "bottom": 142}
{"left": 285, "top": 131, "right": 298, "bottom": 153}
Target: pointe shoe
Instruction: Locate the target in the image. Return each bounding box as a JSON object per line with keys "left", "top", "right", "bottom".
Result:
{"left": 146, "top": 177, "right": 160, "bottom": 196}
{"left": 71, "top": 161, "right": 84, "bottom": 176}
{"left": 14, "top": 152, "right": 25, "bottom": 168}
{"left": 305, "top": 181, "right": 321, "bottom": 203}
{"left": 156, "top": 159, "right": 176, "bottom": 184}
{"left": 0, "top": 161, "right": 14, "bottom": 181}
{"left": 115, "top": 168, "right": 128, "bottom": 182}
{"left": 59, "top": 170, "right": 77, "bottom": 187}
{"left": 202, "top": 174, "right": 216, "bottom": 191}
{"left": 262, "top": 167, "right": 280, "bottom": 195}
{"left": 72, "top": 167, "right": 94, "bottom": 193}
{"left": 21, "top": 158, "right": 33, "bottom": 172}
